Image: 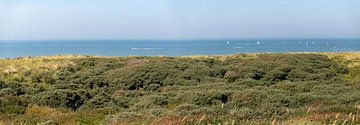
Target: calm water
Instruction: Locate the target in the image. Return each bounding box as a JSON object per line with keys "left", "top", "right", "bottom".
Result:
{"left": 0, "top": 39, "right": 359, "bottom": 58}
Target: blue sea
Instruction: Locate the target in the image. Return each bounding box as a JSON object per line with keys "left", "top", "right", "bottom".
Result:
{"left": 0, "top": 39, "right": 359, "bottom": 58}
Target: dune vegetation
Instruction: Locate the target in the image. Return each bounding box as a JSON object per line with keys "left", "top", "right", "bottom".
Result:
{"left": 0, "top": 52, "right": 360, "bottom": 125}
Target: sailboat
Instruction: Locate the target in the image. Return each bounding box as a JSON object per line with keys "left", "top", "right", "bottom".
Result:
{"left": 256, "top": 41, "right": 261, "bottom": 45}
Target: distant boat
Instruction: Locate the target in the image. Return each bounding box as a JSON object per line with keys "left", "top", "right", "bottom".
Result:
{"left": 326, "top": 41, "right": 329, "bottom": 45}
{"left": 130, "top": 48, "right": 158, "bottom": 50}
{"left": 227, "top": 41, "right": 230, "bottom": 45}
{"left": 256, "top": 41, "right": 261, "bottom": 45}
{"left": 305, "top": 42, "right": 309, "bottom": 47}
{"left": 233, "top": 46, "right": 244, "bottom": 49}
{"left": 131, "top": 48, "right": 149, "bottom": 50}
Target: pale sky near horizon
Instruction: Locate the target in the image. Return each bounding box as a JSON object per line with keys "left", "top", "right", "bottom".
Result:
{"left": 0, "top": 0, "right": 359, "bottom": 40}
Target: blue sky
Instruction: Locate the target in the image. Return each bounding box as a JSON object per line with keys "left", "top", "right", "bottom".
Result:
{"left": 0, "top": 0, "right": 359, "bottom": 40}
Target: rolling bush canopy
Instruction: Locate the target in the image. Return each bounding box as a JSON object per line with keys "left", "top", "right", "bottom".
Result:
{"left": 0, "top": 53, "right": 359, "bottom": 124}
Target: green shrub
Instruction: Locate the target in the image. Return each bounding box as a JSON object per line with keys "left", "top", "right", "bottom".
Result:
{"left": 230, "top": 89, "right": 291, "bottom": 119}
{"left": 209, "top": 66, "right": 227, "bottom": 78}
{"left": 80, "top": 93, "right": 111, "bottom": 109}
{"left": 36, "top": 89, "right": 83, "bottom": 110}
{"left": 109, "top": 62, "right": 180, "bottom": 90}
{"left": 151, "top": 94, "right": 169, "bottom": 106}
{"left": 144, "top": 83, "right": 161, "bottom": 91}
{"left": 263, "top": 69, "right": 287, "bottom": 82}
{"left": 289, "top": 93, "right": 318, "bottom": 107}
{"left": 171, "top": 103, "right": 216, "bottom": 115}
{"left": 231, "top": 89, "right": 267, "bottom": 108}
{"left": 132, "top": 93, "right": 173, "bottom": 109}
{"left": 6, "top": 81, "right": 26, "bottom": 95}
{"left": 0, "top": 80, "right": 7, "bottom": 89}
{"left": 234, "top": 78, "right": 264, "bottom": 87}
{"left": 0, "top": 105, "right": 26, "bottom": 114}
{"left": 272, "top": 81, "right": 312, "bottom": 93}
{"left": 105, "top": 112, "right": 141, "bottom": 122}
{"left": 192, "top": 91, "right": 232, "bottom": 106}
{"left": 0, "top": 96, "right": 28, "bottom": 114}
{"left": 224, "top": 71, "right": 239, "bottom": 82}
{"left": 52, "top": 83, "right": 84, "bottom": 90}
{"left": 178, "top": 65, "right": 212, "bottom": 83}
{"left": 287, "top": 69, "right": 309, "bottom": 81}
{"left": 238, "top": 67, "right": 265, "bottom": 80}
{"left": 0, "top": 88, "right": 16, "bottom": 96}
{"left": 111, "top": 96, "right": 130, "bottom": 109}
{"left": 30, "top": 71, "right": 56, "bottom": 84}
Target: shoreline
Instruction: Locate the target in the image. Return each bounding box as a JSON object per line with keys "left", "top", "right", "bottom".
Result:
{"left": 0, "top": 51, "right": 360, "bottom": 60}
{"left": 1, "top": 51, "right": 360, "bottom": 60}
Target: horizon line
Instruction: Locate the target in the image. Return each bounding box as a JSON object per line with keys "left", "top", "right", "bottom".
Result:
{"left": 1, "top": 38, "right": 360, "bottom": 41}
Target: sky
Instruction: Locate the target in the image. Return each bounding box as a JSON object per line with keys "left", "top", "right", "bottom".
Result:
{"left": 0, "top": 0, "right": 359, "bottom": 40}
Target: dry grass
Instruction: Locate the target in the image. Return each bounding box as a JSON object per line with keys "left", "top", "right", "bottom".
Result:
{"left": 0, "top": 105, "right": 77, "bottom": 125}
{"left": 24, "top": 105, "right": 77, "bottom": 124}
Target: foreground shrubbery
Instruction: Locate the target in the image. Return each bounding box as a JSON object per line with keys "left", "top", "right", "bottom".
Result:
{"left": 0, "top": 53, "right": 359, "bottom": 124}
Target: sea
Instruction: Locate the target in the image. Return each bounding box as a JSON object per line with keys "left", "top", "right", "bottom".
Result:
{"left": 0, "top": 39, "right": 359, "bottom": 58}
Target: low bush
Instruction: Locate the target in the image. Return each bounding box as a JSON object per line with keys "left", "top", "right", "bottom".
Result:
{"left": 36, "top": 89, "right": 83, "bottom": 110}
{"left": 193, "top": 91, "right": 232, "bottom": 106}
{"left": 80, "top": 93, "right": 111, "bottom": 109}
{"left": 0, "top": 81, "right": 7, "bottom": 89}
{"left": 0, "top": 96, "right": 28, "bottom": 114}
{"left": 224, "top": 71, "right": 239, "bottom": 82}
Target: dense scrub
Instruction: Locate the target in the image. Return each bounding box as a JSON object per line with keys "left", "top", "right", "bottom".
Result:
{"left": 0, "top": 53, "right": 359, "bottom": 124}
